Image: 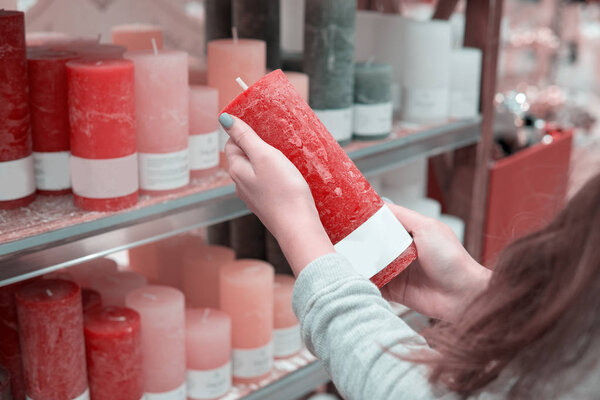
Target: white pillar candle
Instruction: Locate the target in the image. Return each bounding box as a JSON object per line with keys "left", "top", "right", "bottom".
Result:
{"left": 355, "top": 10, "right": 380, "bottom": 62}
{"left": 280, "top": 0, "right": 304, "bottom": 53}
{"left": 449, "top": 47, "right": 482, "bottom": 119}
{"left": 374, "top": 14, "right": 407, "bottom": 113}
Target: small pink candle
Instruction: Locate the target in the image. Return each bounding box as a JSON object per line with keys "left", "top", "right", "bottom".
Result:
{"left": 183, "top": 245, "right": 235, "bottom": 308}
{"left": 125, "top": 285, "right": 186, "bottom": 398}
{"left": 189, "top": 86, "right": 220, "bottom": 178}
{"left": 124, "top": 49, "right": 190, "bottom": 194}
{"left": 273, "top": 275, "right": 302, "bottom": 358}
{"left": 69, "top": 258, "right": 119, "bottom": 288}
{"left": 91, "top": 271, "right": 148, "bottom": 307}
{"left": 111, "top": 23, "right": 164, "bottom": 51}
{"left": 283, "top": 71, "right": 309, "bottom": 102}
{"left": 185, "top": 308, "right": 231, "bottom": 400}
{"left": 220, "top": 260, "right": 274, "bottom": 383}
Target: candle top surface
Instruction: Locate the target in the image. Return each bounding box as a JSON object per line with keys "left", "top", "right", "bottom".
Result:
{"left": 184, "top": 244, "right": 235, "bottom": 262}
{"left": 84, "top": 306, "right": 141, "bottom": 334}
{"left": 208, "top": 38, "right": 266, "bottom": 49}
{"left": 126, "top": 285, "right": 184, "bottom": 308}
{"left": 186, "top": 308, "right": 230, "bottom": 330}
{"left": 355, "top": 61, "right": 393, "bottom": 73}
{"left": 16, "top": 279, "right": 80, "bottom": 305}
{"left": 27, "top": 49, "right": 75, "bottom": 61}
{"left": 0, "top": 9, "right": 23, "bottom": 18}
{"left": 220, "top": 259, "right": 274, "bottom": 283}
{"left": 123, "top": 48, "right": 187, "bottom": 59}
{"left": 112, "top": 23, "right": 162, "bottom": 32}
{"left": 66, "top": 57, "right": 133, "bottom": 71}
{"left": 274, "top": 274, "right": 295, "bottom": 289}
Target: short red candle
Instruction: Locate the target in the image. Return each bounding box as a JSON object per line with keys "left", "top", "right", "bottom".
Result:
{"left": 15, "top": 279, "right": 88, "bottom": 400}
{"left": 81, "top": 288, "right": 102, "bottom": 314}
{"left": 223, "top": 70, "right": 417, "bottom": 287}
{"left": 27, "top": 50, "right": 74, "bottom": 195}
{"left": 67, "top": 59, "right": 139, "bottom": 211}
{"left": 84, "top": 306, "right": 143, "bottom": 400}
{"left": 0, "top": 10, "right": 35, "bottom": 209}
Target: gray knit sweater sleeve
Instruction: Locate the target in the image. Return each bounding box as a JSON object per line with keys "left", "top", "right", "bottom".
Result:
{"left": 292, "top": 253, "right": 456, "bottom": 400}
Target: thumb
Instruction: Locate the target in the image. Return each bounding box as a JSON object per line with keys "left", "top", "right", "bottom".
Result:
{"left": 219, "top": 113, "right": 268, "bottom": 162}
{"left": 385, "top": 202, "right": 429, "bottom": 235}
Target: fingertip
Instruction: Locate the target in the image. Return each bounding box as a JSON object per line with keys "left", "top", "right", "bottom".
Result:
{"left": 219, "top": 113, "right": 234, "bottom": 129}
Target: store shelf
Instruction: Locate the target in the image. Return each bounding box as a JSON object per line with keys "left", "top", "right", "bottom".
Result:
{"left": 0, "top": 117, "right": 480, "bottom": 286}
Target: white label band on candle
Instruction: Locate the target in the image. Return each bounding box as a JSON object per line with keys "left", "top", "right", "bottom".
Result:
{"left": 449, "top": 89, "right": 479, "bottom": 119}
{"left": 401, "top": 87, "right": 450, "bottom": 122}
{"left": 145, "top": 383, "right": 186, "bottom": 400}
{"left": 273, "top": 324, "right": 302, "bottom": 358}
{"left": 334, "top": 205, "right": 413, "bottom": 278}
{"left": 313, "top": 108, "right": 353, "bottom": 142}
{"left": 70, "top": 153, "right": 138, "bottom": 199}
{"left": 28, "top": 388, "right": 90, "bottom": 400}
{"left": 353, "top": 102, "right": 393, "bottom": 136}
{"left": 33, "top": 151, "right": 70, "bottom": 191}
{"left": 189, "top": 131, "right": 219, "bottom": 171}
{"left": 218, "top": 125, "right": 228, "bottom": 152}
{"left": 232, "top": 342, "right": 273, "bottom": 379}
{"left": 138, "top": 149, "right": 189, "bottom": 191}
{"left": 187, "top": 362, "right": 231, "bottom": 399}
{"left": 0, "top": 154, "right": 35, "bottom": 201}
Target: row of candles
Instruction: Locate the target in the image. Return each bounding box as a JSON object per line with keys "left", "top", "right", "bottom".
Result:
{"left": 0, "top": 233, "right": 300, "bottom": 400}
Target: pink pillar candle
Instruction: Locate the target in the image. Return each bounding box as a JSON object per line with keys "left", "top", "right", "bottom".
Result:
{"left": 111, "top": 24, "right": 164, "bottom": 51}
{"left": 69, "top": 258, "right": 119, "bottom": 289}
{"left": 26, "top": 32, "right": 71, "bottom": 47}
{"left": 183, "top": 245, "right": 235, "bottom": 308}
{"left": 124, "top": 49, "right": 190, "bottom": 194}
{"left": 15, "top": 279, "right": 88, "bottom": 400}
{"left": 189, "top": 86, "right": 220, "bottom": 178}
{"left": 283, "top": 71, "right": 309, "bottom": 102}
{"left": 220, "top": 260, "right": 274, "bottom": 383}
{"left": 207, "top": 38, "right": 266, "bottom": 167}
{"left": 91, "top": 271, "right": 148, "bottom": 307}
{"left": 273, "top": 275, "right": 302, "bottom": 358}
{"left": 125, "top": 286, "right": 186, "bottom": 398}
{"left": 67, "top": 59, "right": 138, "bottom": 211}
{"left": 84, "top": 307, "right": 143, "bottom": 400}
{"left": 185, "top": 308, "right": 232, "bottom": 400}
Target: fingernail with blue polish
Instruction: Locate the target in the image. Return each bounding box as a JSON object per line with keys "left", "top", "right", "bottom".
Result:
{"left": 219, "top": 113, "right": 234, "bottom": 129}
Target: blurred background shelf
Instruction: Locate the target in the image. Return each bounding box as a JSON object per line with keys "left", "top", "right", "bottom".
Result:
{"left": 0, "top": 117, "right": 480, "bottom": 286}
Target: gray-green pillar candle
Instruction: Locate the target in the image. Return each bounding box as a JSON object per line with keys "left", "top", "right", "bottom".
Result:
{"left": 233, "top": 0, "right": 280, "bottom": 70}
{"left": 353, "top": 62, "right": 393, "bottom": 140}
{"left": 304, "top": 0, "right": 356, "bottom": 145}
{"left": 205, "top": 0, "right": 232, "bottom": 50}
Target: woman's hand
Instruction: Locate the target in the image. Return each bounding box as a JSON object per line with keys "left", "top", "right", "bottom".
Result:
{"left": 381, "top": 203, "right": 492, "bottom": 323}
{"left": 220, "top": 113, "right": 335, "bottom": 274}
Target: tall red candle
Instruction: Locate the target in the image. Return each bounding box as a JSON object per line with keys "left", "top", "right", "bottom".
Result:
{"left": 223, "top": 70, "right": 417, "bottom": 287}
{"left": 0, "top": 11, "right": 35, "bottom": 209}
{"left": 0, "top": 365, "right": 11, "bottom": 400}
{"left": 27, "top": 50, "right": 74, "bottom": 195}
{"left": 15, "top": 279, "right": 88, "bottom": 400}
{"left": 67, "top": 59, "right": 138, "bottom": 211}
{"left": 84, "top": 306, "right": 143, "bottom": 400}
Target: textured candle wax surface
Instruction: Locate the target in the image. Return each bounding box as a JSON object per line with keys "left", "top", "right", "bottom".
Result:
{"left": 354, "top": 62, "right": 393, "bottom": 104}
{"left": 16, "top": 279, "right": 88, "bottom": 400}
{"left": 81, "top": 288, "right": 102, "bottom": 314}
{"left": 183, "top": 245, "right": 235, "bottom": 308}
{"left": 304, "top": 0, "right": 355, "bottom": 110}
{"left": 223, "top": 70, "right": 381, "bottom": 245}
{"left": 0, "top": 11, "right": 30, "bottom": 161}
{"left": 233, "top": 0, "right": 281, "bottom": 69}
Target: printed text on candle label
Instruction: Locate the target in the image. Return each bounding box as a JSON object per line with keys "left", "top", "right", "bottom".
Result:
{"left": 28, "top": 388, "right": 90, "bottom": 400}
{"left": 70, "top": 153, "right": 138, "bottom": 199}
{"left": 34, "top": 151, "right": 71, "bottom": 190}
{"left": 144, "top": 383, "right": 186, "bottom": 400}
{"left": 353, "top": 102, "right": 393, "bottom": 135}
{"left": 274, "top": 325, "right": 302, "bottom": 358}
{"left": 189, "top": 131, "right": 219, "bottom": 170}
{"left": 232, "top": 342, "right": 273, "bottom": 378}
{"left": 402, "top": 87, "right": 449, "bottom": 121}
{"left": 139, "top": 149, "right": 189, "bottom": 190}
{"left": 0, "top": 155, "right": 35, "bottom": 200}
{"left": 313, "top": 108, "right": 353, "bottom": 142}
{"left": 187, "top": 362, "right": 231, "bottom": 399}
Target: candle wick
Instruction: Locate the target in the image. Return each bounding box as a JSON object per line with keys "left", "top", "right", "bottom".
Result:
{"left": 45, "top": 289, "right": 53, "bottom": 297}
{"left": 232, "top": 27, "right": 239, "bottom": 43}
{"left": 235, "top": 77, "right": 249, "bottom": 91}
{"left": 142, "top": 293, "right": 158, "bottom": 300}
{"left": 151, "top": 38, "right": 159, "bottom": 56}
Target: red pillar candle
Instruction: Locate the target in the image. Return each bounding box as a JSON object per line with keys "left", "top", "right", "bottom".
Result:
{"left": 15, "top": 279, "right": 88, "bottom": 400}
{"left": 0, "top": 11, "right": 35, "bottom": 209}
{"left": 84, "top": 307, "right": 143, "bottom": 400}
{"left": 0, "top": 365, "right": 11, "bottom": 400}
{"left": 67, "top": 59, "right": 139, "bottom": 211}
{"left": 81, "top": 288, "right": 102, "bottom": 314}
{"left": 27, "top": 50, "right": 74, "bottom": 195}
{"left": 223, "top": 70, "right": 417, "bottom": 288}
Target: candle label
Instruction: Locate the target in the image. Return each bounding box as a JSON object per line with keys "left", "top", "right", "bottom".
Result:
{"left": 0, "top": 154, "right": 35, "bottom": 200}
{"left": 189, "top": 131, "right": 219, "bottom": 170}
{"left": 34, "top": 151, "right": 71, "bottom": 190}
{"left": 402, "top": 87, "right": 450, "bottom": 122}
{"left": 27, "top": 388, "right": 90, "bottom": 400}
{"left": 71, "top": 153, "right": 138, "bottom": 199}
{"left": 273, "top": 324, "right": 302, "bottom": 358}
{"left": 232, "top": 342, "right": 273, "bottom": 378}
{"left": 353, "top": 102, "right": 393, "bottom": 136}
{"left": 145, "top": 383, "right": 186, "bottom": 400}
{"left": 449, "top": 89, "right": 479, "bottom": 119}
{"left": 313, "top": 108, "right": 353, "bottom": 142}
{"left": 218, "top": 125, "right": 228, "bottom": 152}
{"left": 138, "top": 149, "right": 190, "bottom": 191}
{"left": 186, "top": 362, "right": 231, "bottom": 399}
{"left": 334, "top": 205, "right": 413, "bottom": 278}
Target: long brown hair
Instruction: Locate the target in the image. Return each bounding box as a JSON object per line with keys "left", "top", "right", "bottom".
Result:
{"left": 420, "top": 173, "right": 600, "bottom": 397}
